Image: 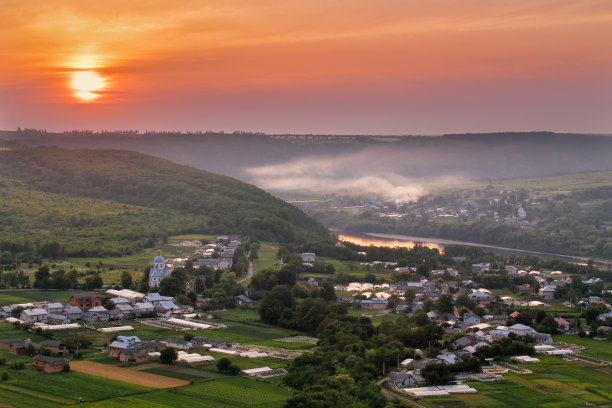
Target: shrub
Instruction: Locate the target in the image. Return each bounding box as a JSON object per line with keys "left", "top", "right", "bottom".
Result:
{"left": 1, "top": 372, "right": 8, "bottom": 381}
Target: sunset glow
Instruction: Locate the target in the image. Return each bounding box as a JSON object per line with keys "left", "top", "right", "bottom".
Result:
{"left": 1, "top": 0, "right": 611, "bottom": 132}
{"left": 71, "top": 71, "right": 105, "bottom": 101}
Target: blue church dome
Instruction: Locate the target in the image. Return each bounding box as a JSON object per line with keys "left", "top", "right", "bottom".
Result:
{"left": 153, "top": 250, "right": 164, "bottom": 264}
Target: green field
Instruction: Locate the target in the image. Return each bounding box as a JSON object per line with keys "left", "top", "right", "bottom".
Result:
{"left": 0, "top": 290, "right": 78, "bottom": 306}
{"left": 252, "top": 242, "right": 280, "bottom": 274}
{"left": 0, "top": 366, "right": 150, "bottom": 407}
{"left": 80, "top": 376, "right": 292, "bottom": 408}
{"left": 410, "top": 356, "right": 612, "bottom": 408}
{"left": 553, "top": 334, "right": 612, "bottom": 361}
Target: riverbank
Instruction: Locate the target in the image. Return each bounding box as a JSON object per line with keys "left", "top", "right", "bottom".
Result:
{"left": 338, "top": 232, "right": 612, "bottom": 268}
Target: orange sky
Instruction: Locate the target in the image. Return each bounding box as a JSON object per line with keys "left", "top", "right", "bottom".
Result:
{"left": 1, "top": 0, "right": 611, "bottom": 134}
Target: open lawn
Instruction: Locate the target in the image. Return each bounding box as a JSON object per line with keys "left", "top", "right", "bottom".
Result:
{"left": 252, "top": 242, "right": 280, "bottom": 274}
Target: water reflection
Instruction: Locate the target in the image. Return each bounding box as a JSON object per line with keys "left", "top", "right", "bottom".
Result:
{"left": 337, "top": 234, "right": 444, "bottom": 252}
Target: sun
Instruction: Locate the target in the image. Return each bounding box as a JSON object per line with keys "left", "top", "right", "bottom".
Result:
{"left": 71, "top": 71, "right": 105, "bottom": 101}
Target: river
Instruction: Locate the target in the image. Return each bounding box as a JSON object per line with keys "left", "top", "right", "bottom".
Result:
{"left": 337, "top": 232, "right": 612, "bottom": 268}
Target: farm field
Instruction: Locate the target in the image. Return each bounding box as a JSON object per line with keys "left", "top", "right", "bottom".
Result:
{"left": 0, "top": 365, "right": 150, "bottom": 407}
{"left": 411, "top": 356, "right": 612, "bottom": 408}
{"left": 70, "top": 361, "right": 188, "bottom": 388}
{"left": 84, "top": 376, "right": 293, "bottom": 408}
{"left": 0, "top": 290, "right": 77, "bottom": 306}
{"left": 553, "top": 334, "right": 612, "bottom": 361}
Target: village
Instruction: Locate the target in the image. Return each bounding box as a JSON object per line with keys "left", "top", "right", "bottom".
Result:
{"left": 0, "top": 235, "right": 610, "bottom": 407}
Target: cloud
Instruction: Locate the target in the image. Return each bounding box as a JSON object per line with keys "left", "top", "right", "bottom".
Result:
{"left": 244, "top": 149, "right": 464, "bottom": 202}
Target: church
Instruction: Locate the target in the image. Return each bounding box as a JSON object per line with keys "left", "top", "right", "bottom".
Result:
{"left": 148, "top": 250, "right": 168, "bottom": 288}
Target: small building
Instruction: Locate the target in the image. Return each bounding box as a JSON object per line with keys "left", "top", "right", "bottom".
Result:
{"left": 63, "top": 306, "right": 83, "bottom": 320}
{"left": 236, "top": 295, "right": 254, "bottom": 307}
{"left": 42, "top": 340, "right": 68, "bottom": 356}
{"left": 44, "top": 302, "right": 64, "bottom": 314}
{"left": 301, "top": 253, "right": 316, "bottom": 262}
{"left": 20, "top": 308, "right": 48, "bottom": 323}
{"left": 388, "top": 370, "right": 414, "bottom": 387}
{"left": 69, "top": 294, "right": 102, "bottom": 309}
{"left": 518, "top": 284, "right": 535, "bottom": 294}
{"left": 119, "top": 348, "right": 149, "bottom": 363}
{"left": 46, "top": 314, "right": 71, "bottom": 325}
{"left": 509, "top": 323, "right": 537, "bottom": 337}
{"left": 538, "top": 286, "right": 556, "bottom": 300}
{"left": 33, "top": 355, "right": 67, "bottom": 373}
{"left": 361, "top": 298, "right": 388, "bottom": 310}
{"left": 9, "top": 340, "right": 41, "bottom": 355}
{"left": 163, "top": 339, "right": 192, "bottom": 350}
{"left": 554, "top": 317, "right": 570, "bottom": 331}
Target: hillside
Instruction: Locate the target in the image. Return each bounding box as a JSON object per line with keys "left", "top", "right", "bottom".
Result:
{"left": 2, "top": 131, "right": 611, "bottom": 183}
{"left": 0, "top": 145, "right": 329, "bottom": 258}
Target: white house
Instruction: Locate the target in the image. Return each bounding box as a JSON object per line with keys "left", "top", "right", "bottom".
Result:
{"left": 301, "top": 253, "right": 316, "bottom": 262}
{"left": 509, "top": 323, "right": 537, "bottom": 337}
{"left": 20, "top": 308, "right": 47, "bottom": 323}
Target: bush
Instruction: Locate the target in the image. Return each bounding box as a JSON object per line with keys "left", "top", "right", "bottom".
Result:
{"left": 64, "top": 363, "right": 70, "bottom": 372}
{"left": 9, "top": 361, "right": 24, "bottom": 370}
{"left": 1, "top": 372, "right": 8, "bottom": 381}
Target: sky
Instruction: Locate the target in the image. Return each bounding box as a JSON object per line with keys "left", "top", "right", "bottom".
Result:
{"left": 1, "top": 0, "right": 611, "bottom": 134}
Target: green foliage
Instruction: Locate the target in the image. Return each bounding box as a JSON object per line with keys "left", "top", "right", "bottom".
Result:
{"left": 0, "top": 146, "right": 329, "bottom": 263}
{"left": 421, "top": 362, "right": 455, "bottom": 385}
{"left": 159, "top": 347, "right": 178, "bottom": 364}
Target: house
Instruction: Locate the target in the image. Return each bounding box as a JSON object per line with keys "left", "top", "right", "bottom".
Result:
{"left": 107, "top": 309, "right": 125, "bottom": 320}
{"left": 509, "top": 323, "right": 537, "bottom": 337}
{"left": 149, "top": 251, "right": 169, "bottom": 288}
{"left": 518, "top": 284, "right": 535, "bottom": 294}
{"left": 463, "top": 313, "right": 481, "bottom": 324}
{"left": 192, "top": 337, "right": 231, "bottom": 348}
{"left": 236, "top": 295, "right": 254, "bottom": 307}
{"left": 116, "top": 304, "right": 134, "bottom": 314}
{"left": 20, "top": 308, "right": 47, "bottom": 323}
{"left": 109, "top": 336, "right": 142, "bottom": 357}
{"left": 598, "top": 312, "right": 612, "bottom": 321}
{"left": 539, "top": 286, "right": 556, "bottom": 300}
{"left": 471, "top": 263, "right": 491, "bottom": 273}
{"left": 33, "top": 355, "right": 67, "bottom": 373}
{"left": 81, "top": 311, "right": 98, "bottom": 322}
{"left": 301, "top": 253, "right": 316, "bottom": 262}
{"left": 89, "top": 306, "right": 109, "bottom": 321}
{"left": 163, "top": 339, "right": 192, "bottom": 349}
{"left": 69, "top": 293, "right": 102, "bottom": 309}
{"left": 457, "top": 346, "right": 477, "bottom": 357}
{"left": 119, "top": 348, "right": 149, "bottom": 362}
{"left": 134, "top": 302, "right": 154, "bottom": 315}
{"left": 42, "top": 340, "right": 68, "bottom": 356}
{"left": 9, "top": 340, "right": 41, "bottom": 355}
{"left": 361, "top": 298, "right": 388, "bottom": 310}
{"left": 388, "top": 371, "right": 414, "bottom": 387}
{"left": 0, "top": 305, "right": 14, "bottom": 318}
{"left": 469, "top": 291, "right": 492, "bottom": 305}
{"left": 505, "top": 266, "right": 519, "bottom": 276}
{"left": 63, "top": 306, "right": 83, "bottom": 320}
{"left": 45, "top": 302, "right": 64, "bottom": 314}
{"left": 554, "top": 317, "right": 570, "bottom": 331}
{"left": 46, "top": 314, "right": 71, "bottom": 325}
{"left": 109, "top": 297, "right": 131, "bottom": 306}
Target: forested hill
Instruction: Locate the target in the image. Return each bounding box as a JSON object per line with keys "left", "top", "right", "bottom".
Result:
{"left": 0, "top": 146, "right": 329, "bottom": 251}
